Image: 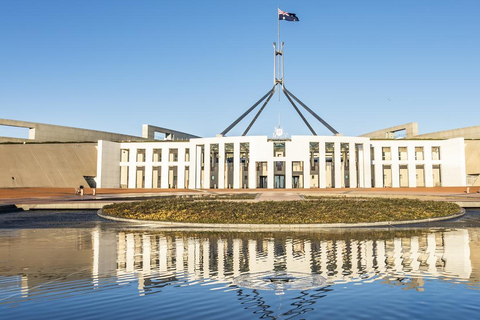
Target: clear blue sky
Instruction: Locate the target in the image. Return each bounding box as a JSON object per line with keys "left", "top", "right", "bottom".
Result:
{"left": 1, "top": 1, "right": 479, "bottom": 138}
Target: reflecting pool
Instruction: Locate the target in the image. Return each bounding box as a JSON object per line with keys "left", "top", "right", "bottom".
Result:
{"left": 1, "top": 211, "right": 480, "bottom": 319}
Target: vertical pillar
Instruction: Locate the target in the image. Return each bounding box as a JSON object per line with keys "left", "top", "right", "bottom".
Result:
{"left": 128, "top": 147, "right": 136, "bottom": 188}
{"left": 334, "top": 141, "right": 342, "bottom": 188}
{"left": 233, "top": 141, "right": 240, "bottom": 189}
{"left": 203, "top": 143, "right": 211, "bottom": 189}
{"left": 407, "top": 145, "right": 417, "bottom": 187}
{"left": 248, "top": 158, "right": 256, "bottom": 189}
{"left": 374, "top": 146, "right": 383, "bottom": 188}
{"left": 363, "top": 142, "right": 372, "bottom": 188}
{"left": 303, "top": 143, "right": 311, "bottom": 189}
{"left": 267, "top": 161, "right": 274, "bottom": 189}
{"left": 177, "top": 147, "right": 185, "bottom": 189}
{"left": 161, "top": 148, "right": 169, "bottom": 189}
{"left": 285, "top": 160, "right": 292, "bottom": 189}
{"left": 391, "top": 146, "right": 400, "bottom": 188}
{"left": 195, "top": 145, "right": 202, "bottom": 189}
{"left": 145, "top": 148, "right": 153, "bottom": 188}
{"left": 424, "top": 146, "right": 434, "bottom": 187}
{"left": 218, "top": 143, "right": 225, "bottom": 189}
{"left": 319, "top": 142, "right": 326, "bottom": 188}
{"left": 349, "top": 142, "right": 357, "bottom": 188}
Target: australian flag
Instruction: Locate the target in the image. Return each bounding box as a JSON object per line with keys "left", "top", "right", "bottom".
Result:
{"left": 278, "top": 8, "right": 299, "bottom": 21}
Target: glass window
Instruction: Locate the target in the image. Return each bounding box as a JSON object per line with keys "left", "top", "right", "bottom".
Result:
{"left": 153, "top": 149, "right": 162, "bottom": 162}
{"left": 136, "top": 149, "right": 146, "bottom": 162}
{"left": 273, "top": 142, "right": 286, "bottom": 157}
{"left": 415, "top": 147, "right": 424, "bottom": 160}
{"left": 120, "top": 149, "right": 130, "bottom": 162}
{"left": 382, "top": 147, "right": 391, "bottom": 160}
{"left": 432, "top": 147, "right": 440, "bottom": 160}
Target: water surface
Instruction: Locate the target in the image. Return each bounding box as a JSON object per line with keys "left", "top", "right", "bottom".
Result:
{"left": 1, "top": 210, "right": 480, "bottom": 319}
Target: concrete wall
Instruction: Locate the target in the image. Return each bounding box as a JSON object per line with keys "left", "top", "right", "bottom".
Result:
{"left": 0, "top": 143, "right": 97, "bottom": 187}
{"left": 0, "top": 118, "right": 146, "bottom": 142}
{"left": 96, "top": 140, "right": 121, "bottom": 188}
{"left": 416, "top": 125, "right": 480, "bottom": 139}
{"left": 360, "top": 123, "right": 418, "bottom": 139}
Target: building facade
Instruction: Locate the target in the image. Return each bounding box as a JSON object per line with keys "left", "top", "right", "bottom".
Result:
{"left": 96, "top": 135, "right": 466, "bottom": 189}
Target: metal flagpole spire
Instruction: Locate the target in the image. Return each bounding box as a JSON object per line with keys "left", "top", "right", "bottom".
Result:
{"left": 218, "top": 7, "right": 339, "bottom": 137}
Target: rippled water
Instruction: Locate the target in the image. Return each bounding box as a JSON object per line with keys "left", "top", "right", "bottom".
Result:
{"left": 1, "top": 215, "right": 480, "bottom": 319}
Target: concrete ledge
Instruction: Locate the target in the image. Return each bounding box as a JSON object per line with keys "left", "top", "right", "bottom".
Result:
{"left": 453, "top": 201, "right": 480, "bottom": 208}
{"left": 97, "top": 208, "right": 466, "bottom": 230}
{"left": 18, "top": 202, "right": 113, "bottom": 210}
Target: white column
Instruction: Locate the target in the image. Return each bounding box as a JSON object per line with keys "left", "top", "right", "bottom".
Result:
{"left": 362, "top": 143, "right": 372, "bottom": 188}
{"left": 128, "top": 147, "right": 136, "bottom": 188}
{"left": 374, "top": 146, "right": 383, "bottom": 188}
{"left": 145, "top": 148, "right": 153, "bottom": 188}
{"left": 218, "top": 143, "right": 225, "bottom": 189}
{"left": 177, "top": 147, "right": 185, "bottom": 189}
{"left": 203, "top": 143, "right": 211, "bottom": 189}
{"left": 195, "top": 145, "right": 202, "bottom": 189}
{"left": 391, "top": 147, "right": 400, "bottom": 188}
{"left": 161, "top": 148, "right": 169, "bottom": 189}
{"left": 248, "top": 155, "right": 256, "bottom": 189}
{"left": 267, "top": 161, "right": 274, "bottom": 189}
{"left": 407, "top": 146, "right": 417, "bottom": 187}
{"left": 233, "top": 142, "right": 240, "bottom": 189}
{"left": 424, "top": 147, "right": 434, "bottom": 187}
{"left": 334, "top": 142, "right": 342, "bottom": 188}
{"left": 285, "top": 160, "right": 292, "bottom": 189}
{"left": 319, "top": 142, "right": 326, "bottom": 188}
{"left": 349, "top": 142, "right": 356, "bottom": 188}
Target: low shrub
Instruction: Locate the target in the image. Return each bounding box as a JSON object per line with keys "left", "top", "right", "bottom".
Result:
{"left": 102, "top": 197, "right": 460, "bottom": 224}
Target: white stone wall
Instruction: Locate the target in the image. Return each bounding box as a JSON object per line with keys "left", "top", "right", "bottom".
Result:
{"left": 96, "top": 135, "right": 467, "bottom": 189}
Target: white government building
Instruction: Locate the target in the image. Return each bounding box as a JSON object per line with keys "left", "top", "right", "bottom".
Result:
{"left": 96, "top": 133, "right": 466, "bottom": 190}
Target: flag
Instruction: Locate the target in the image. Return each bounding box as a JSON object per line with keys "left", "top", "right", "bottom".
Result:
{"left": 278, "top": 8, "right": 299, "bottom": 22}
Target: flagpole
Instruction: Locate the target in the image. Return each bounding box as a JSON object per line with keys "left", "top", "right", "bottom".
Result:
{"left": 277, "top": 8, "right": 281, "bottom": 100}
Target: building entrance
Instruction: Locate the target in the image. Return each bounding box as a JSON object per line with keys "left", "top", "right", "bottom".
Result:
{"left": 275, "top": 175, "right": 285, "bottom": 188}
{"left": 292, "top": 176, "right": 300, "bottom": 188}
{"left": 259, "top": 176, "right": 267, "bottom": 188}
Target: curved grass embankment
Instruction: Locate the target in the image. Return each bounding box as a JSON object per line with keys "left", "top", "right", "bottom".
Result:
{"left": 102, "top": 197, "right": 461, "bottom": 224}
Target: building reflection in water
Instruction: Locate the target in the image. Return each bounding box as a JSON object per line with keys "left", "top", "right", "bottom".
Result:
{"left": 109, "top": 229, "right": 475, "bottom": 294}
{"left": 1, "top": 227, "right": 479, "bottom": 316}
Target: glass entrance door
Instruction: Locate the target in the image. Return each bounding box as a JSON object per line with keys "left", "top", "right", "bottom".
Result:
{"left": 274, "top": 175, "right": 285, "bottom": 188}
